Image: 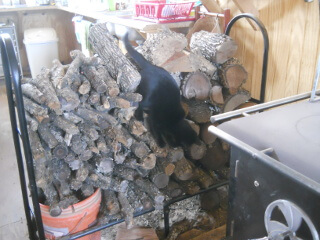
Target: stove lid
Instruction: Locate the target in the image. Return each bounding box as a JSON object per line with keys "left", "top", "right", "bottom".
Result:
{"left": 218, "top": 100, "right": 320, "bottom": 183}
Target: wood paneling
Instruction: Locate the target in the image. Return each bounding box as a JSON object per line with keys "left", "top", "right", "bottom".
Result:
{"left": 219, "top": 0, "right": 320, "bottom": 101}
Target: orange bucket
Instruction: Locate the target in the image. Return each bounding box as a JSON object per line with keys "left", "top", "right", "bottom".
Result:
{"left": 40, "top": 188, "right": 102, "bottom": 240}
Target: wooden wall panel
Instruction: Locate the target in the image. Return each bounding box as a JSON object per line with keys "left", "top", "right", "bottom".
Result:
{"left": 219, "top": 0, "right": 320, "bottom": 101}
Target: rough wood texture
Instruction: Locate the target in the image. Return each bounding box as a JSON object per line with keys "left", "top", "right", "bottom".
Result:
{"left": 139, "top": 28, "right": 188, "bottom": 66}
{"left": 222, "top": 89, "right": 251, "bottom": 113}
{"left": 210, "top": 83, "right": 224, "bottom": 105}
{"left": 219, "top": 58, "right": 248, "bottom": 95}
{"left": 89, "top": 23, "right": 141, "bottom": 92}
{"left": 190, "top": 31, "right": 237, "bottom": 64}
{"left": 182, "top": 72, "right": 212, "bottom": 100}
{"left": 116, "top": 223, "right": 158, "bottom": 240}
{"left": 173, "top": 157, "right": 195, "bottom": 181}
{"left": 200, "top": 141, "right": 229, "bottom": 170}
{"left": 185, "top": 140, "right": 207, "bottom": 161}
{"left": 21, "top": 83, "right": 46, "bottom": 105}
{"left": 184, "top": 99, "right": 212, "bottom": 124}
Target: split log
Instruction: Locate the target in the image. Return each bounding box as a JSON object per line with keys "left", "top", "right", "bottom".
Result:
{"left": 128, "top": 119, "right": 147, "bottom": 137}
{"left": 89, "top": 23, "right": 141, "bottom": 92}
{"left": 96, "top": 136, "right": 109, "bottom": 153}
{"left": 157, "top": 158, "right": 175, "bottom": 176}
{"left": 126, "top": 184, "right": 144, "bottom": 213}
{"left": 173, "top": 157, "right": 195, "bottom": 181}
{"left": 128, "top": 182, "right": 154, "bottom": 210}
{"left": 184, "top": 99, "right": 212, "bottom": 124}
{"left": 21, "top": 83, "right": 46, "bottom": 105}
{"left": 43, "top": 183, "right": 62, "bottom": 217}
{"left": 88, "top": 91, "right": 100, "bottom": 106}
{"left": 61, "top": 50, "right": 101, "bottom": 89}
{"left": 82, "top": 66, "right": 108, "bottom": 94}
{"left": 135, "top": 177, "right": 165, "bottom": 209}
{"left": 182, "top": 71, "right": 211, "bottom": 100}
{"left": 139, "top": 28, "right": 188, "bottom": 66}
{"left": 25, "top": 111, "right": 38, "bottom": 131}
{"left": 113, "top": 165, "right": 139, "bottom": 181}
{"left": 30, "top": 69, "right": 62, "bottom": 115}
{"left": 53, "top": 116, "right": 79, "bottom": 135}
{"left": 50, "top": 59, "right": 67, "bottom": 90}
{"left": 80, "top": 183, "right": 95, "bottom": 197}
{"left": 76, "top": 107, "right": 115, "bottom": 129}
{"left": 53, "top": 144, "right": 69, "bottom": 159}
{"left": 38, "top": 123, "right": 59, "bottom": 149}
{"left": 222, "top": 89, "right": 251, "bottom": 113}
{"left": 210, "top": 83, "right": 224, "bottom": 105}
{"left": 193, "top": 168, "right": 215, "bottom": 189}
{"left": 200, "top": 122, "right": 217, "bottom": 145}
{"left": 79, "top": 123, "right": 99, "bottom": 141}
{"left": 166, "top": 219, "right": 193, "bottom": 240}
{"left": 167, "top": 147, "right": 184, "bottom": 163}
{"left": 96, "top": 157, "right": 114, "bottom": 174}
{"left": 28, "top": 129, "right": 46, "bottom": 162}
{"left": 63, "top": 112, "right": 83, "bottom": 124}
{"left": 78, "top": 79, "right": 91, "bottom": 95}
{"left": 200, "top": 189, "right": 220, "bottom": 211}
{"left": 70, "top": 135, "right": 87, "bottom": 155}
{"left": 180, "top": 180, "right": 201, "bottom": 195}
{"left": 23, "top": 97, "right": 49, "bottom": 122}
{"left": 137, "top": 132, "right": 168, "bottom": 158}
{"left": 114, "top": 107, "right": 136, "bottom": 124}
{"left": 103, "top": 189, "right": 121, "bottom": 215}
{"left": 137, "top": 153, "right": 157, "bottom": 170}
{"left": 200, "top": 141, "right": 229, "bottom": 170}
{"left": 131, "top": 142, "right": 150, "bottom": 159}
{"left": 57, "top": 87, "right": 80, "bottom": 112}
{"left": 186, "top": 16, "right": 219, "bottom": 45}
{"left": 185, "top": 140, "right": 207, "bottom": 161}
{"left": 190, "top": 31, "right": 237, "bottom": 64}
{"left": 118, "top": 192, "right": 134, "bottom": 229}
{"left": 219, "top": 58, "right": 248, "bottom": 95}
{"left": 160, "top": 51, "right": 194, "bottom": 73}
{"left": 149, "top": 162, "right": 170, "bottom": 189}
{"left": 109, "top": 96, "right": 131, "bottom": 109}
{"left": 162, "top": 180, "right": 183, "bottom": 198}
{"left": 79, "top": 149, "right": 93, "bottom": 161}
{"left": 96, "top": 65, "right": 120, "bottom": 97}
{"left": 189, "top": 53, "right": 217, "bottom": 77}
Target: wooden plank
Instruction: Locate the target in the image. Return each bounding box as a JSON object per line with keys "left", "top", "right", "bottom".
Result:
{"left": 190, "top": 225, "right": 226, "bottom": 240}
{"left": 201, "top": 0, "right": 223, "bottom": 13}
{"left": 232, "top": 0, "right": 259, "bottom": 30}
{"left": 297, "top": 1, "right": 320, "bottom": 93}
{"left": 115, "top": 223, "right": 159, "bottom": 240}
{"left": 219, "top": 0, "right": 320, "bottom": 102}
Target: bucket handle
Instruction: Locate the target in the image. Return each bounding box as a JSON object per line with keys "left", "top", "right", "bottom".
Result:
{"left": 69, "top": 212, "right": 88, "bottom": 235}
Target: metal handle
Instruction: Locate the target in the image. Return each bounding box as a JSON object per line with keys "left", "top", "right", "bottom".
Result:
{"left": 225, "top": 13, "right": 269, "bottom": 103}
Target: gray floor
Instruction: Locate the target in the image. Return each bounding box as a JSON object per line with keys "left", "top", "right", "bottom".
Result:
{"left": 0, "top": 81, "right": 29, "bottom": 239}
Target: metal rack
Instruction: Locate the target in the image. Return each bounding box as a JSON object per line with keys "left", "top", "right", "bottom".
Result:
{"left": 1, "top": 33, "right": 229, "bottom": 240}
{"left": 0, "top": 20, "right": 22, "bottom": 79}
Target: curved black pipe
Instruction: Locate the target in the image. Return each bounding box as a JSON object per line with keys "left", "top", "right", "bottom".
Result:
{"left": 0, "top": 34, "right": 45, "bottom": 240}
{"left": 225, "top": 13, "right": 269, "bottom": 103}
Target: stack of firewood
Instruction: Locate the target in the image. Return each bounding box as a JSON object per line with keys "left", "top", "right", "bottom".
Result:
{"left": 22, "top": 23, "right": 244, "bottom": 231}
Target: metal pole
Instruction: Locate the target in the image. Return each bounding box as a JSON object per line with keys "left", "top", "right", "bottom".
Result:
{"left": 0, "top": 34, "right": 45, "bottom": 240}
{"left": 225, "top": 13, "right": 269, "bottom": 103}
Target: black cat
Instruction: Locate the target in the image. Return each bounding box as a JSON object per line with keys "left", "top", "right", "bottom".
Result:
{"left": 123, "top": 33, "right": 197, "bottom": 148}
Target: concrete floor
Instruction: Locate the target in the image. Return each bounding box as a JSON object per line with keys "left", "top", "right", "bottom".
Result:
{"left": 0, "top": 80, "right": 29, "bottom": 239}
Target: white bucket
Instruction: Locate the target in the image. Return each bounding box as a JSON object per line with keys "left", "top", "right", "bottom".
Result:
{"left": 23, "top": 28, "right": 59, "bottom": 79}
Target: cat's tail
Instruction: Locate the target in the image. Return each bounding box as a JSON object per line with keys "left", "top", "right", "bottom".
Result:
{"left": 123, "top": 32, "right": 149, "bottom": 69}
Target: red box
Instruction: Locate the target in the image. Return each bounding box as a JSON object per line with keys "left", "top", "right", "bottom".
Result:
{"left": 134, "top": 1, "right": 195, "bottom": 23}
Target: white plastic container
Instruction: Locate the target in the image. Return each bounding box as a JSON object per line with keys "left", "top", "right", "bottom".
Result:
{"left": 24, "top": 28, "right": 59, "bottom": 79}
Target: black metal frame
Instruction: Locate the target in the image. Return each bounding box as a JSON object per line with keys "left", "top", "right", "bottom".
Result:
{"left": 1, "top": 34, "right": 229, "bottom": 240}
{"left": 1, "top": 34, "right": 45, "bottom": 239}
{"left": 225, "top": 13, "right": 269, "bottom": 103}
